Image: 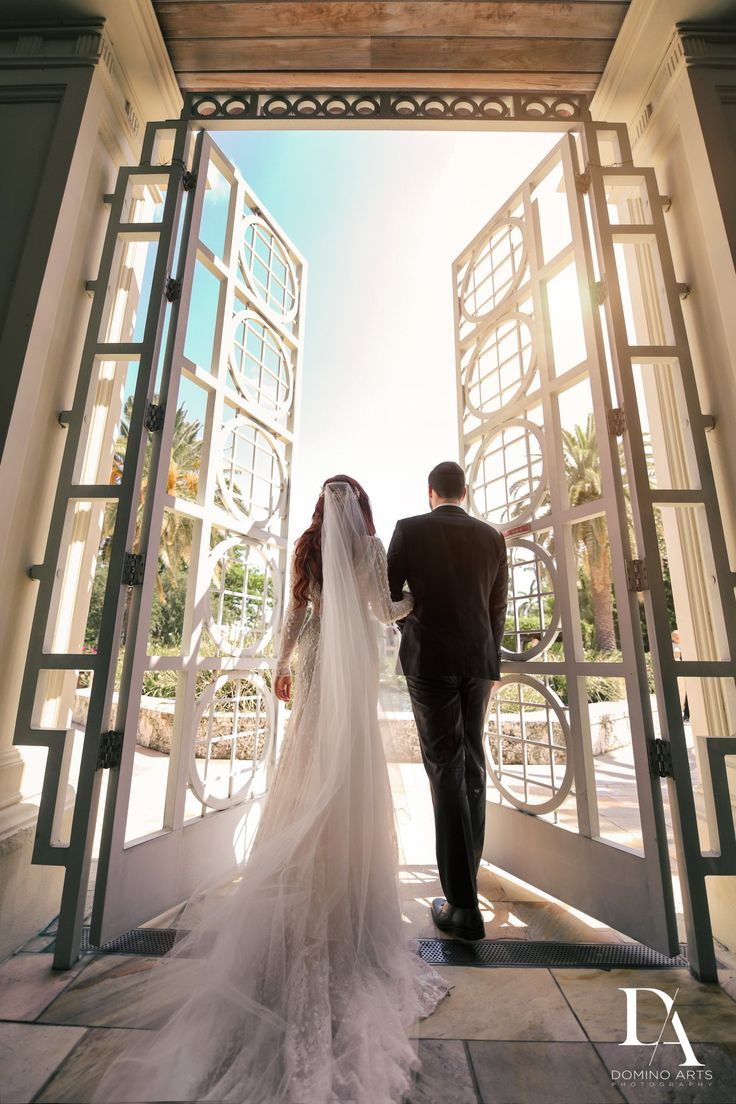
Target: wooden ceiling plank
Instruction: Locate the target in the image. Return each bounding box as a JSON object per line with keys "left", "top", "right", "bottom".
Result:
{"left": 371, "top": 36, "right": 613, "bottom": 69}
{"left": 176, "top": 69, "right": 601, "bottom": 92}
{"left": 167, "top": 35, "right": 613, "bottom": 72}
{"left": 153, "top": 1, "right": 628, "bottom": 41}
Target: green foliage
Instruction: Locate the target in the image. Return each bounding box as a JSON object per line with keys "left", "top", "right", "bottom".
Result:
{"left": 86, "top": 401, "right": 204, "bottom": 656}
{"left": 84, "top": 564, "right": 107, "bottom": 650}
{"left": 149, "top": 564, "right": 188, "bottom": 648}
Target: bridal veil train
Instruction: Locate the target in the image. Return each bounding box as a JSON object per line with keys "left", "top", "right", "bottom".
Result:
{"left": 93, "top": 479, "right": 448, "bottom": 1103}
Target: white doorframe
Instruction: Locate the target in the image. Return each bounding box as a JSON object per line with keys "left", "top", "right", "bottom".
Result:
{"left": 14, "top": 93, "right": 735, "bottom": 982}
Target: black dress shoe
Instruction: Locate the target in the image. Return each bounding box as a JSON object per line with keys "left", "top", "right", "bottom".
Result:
{"left": 430, "top": 897, "right": 485, "bottom": 942}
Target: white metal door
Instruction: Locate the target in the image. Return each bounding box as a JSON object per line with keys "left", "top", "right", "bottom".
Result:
{"left": 91, "top": 129, "right": 305, "bottom": 948}
{"left": 455, "top": 123, "right": 736, "bottom": 979}
{"left": 454, "top": 131, "right": 678, "bottom": 955}
{"left": 14, "top": 121, "right": 305, "bottom": 966}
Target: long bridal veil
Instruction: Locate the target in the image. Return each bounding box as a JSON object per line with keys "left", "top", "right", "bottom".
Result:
{"left": 93, "top": 482, "right": 447, "bottom": 1104}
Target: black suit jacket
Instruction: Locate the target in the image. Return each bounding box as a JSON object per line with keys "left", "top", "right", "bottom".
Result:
{"left": 387, "top": 506, "right": 508, "bottom": 679}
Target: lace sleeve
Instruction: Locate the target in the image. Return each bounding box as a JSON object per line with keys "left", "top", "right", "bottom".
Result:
{"left": 275, "top": 565, "right": 308, "bottom": 678}
{"left": 365, "top": 537, "right": 414, "bottom": 625}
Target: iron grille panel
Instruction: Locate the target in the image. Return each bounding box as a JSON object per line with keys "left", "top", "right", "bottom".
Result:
{"left": 183, "top": 91, "right": 591, "bottom": 124}
{"left": 415, "top": 938, "right": 689, "bottom": 969}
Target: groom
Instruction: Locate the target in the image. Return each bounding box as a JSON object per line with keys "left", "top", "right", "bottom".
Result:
{"left": 387, "top": 461, "right": 508, "bottom": 941}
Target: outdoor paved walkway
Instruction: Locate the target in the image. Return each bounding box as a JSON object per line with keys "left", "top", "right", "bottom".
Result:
{"left": 2, "top": 764, "right": 736, "bottom": 1103}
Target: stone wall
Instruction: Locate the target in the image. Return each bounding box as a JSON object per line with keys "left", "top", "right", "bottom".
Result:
{"left": 75, "top": 690, "right": 638, "bottom": 765}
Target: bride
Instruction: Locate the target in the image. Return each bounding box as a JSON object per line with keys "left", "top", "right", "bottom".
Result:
{"left": 93, "top": 475, "right": 448, "bottom": 1103}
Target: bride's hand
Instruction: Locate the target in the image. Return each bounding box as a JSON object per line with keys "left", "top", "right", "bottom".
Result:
{"left": 274, "top": 675, "right": 292, "bottom": 702}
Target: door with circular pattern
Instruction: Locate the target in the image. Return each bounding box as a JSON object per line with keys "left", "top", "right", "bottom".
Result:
{"left": 454, "top": 130, "right": 680, "bottom": 955}
{"left": 87, "top": 130, "right": 306, "bottom": 947}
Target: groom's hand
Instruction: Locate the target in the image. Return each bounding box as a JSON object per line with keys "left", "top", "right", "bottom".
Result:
{"left": 490, "top": 680, "right": 503, "bottom": 696}
{"left": 274, "top": 675, "right": 292, "bottom": 702}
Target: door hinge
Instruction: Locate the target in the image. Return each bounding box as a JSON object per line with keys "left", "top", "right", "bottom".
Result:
{"left": 648, "top": 737, "right": 674, "bottom": 779}
{"left": 122, "top": 551, "right": 145, "bottom": 586}
{"left": 606, "top": 407, "right": 627, "bottom": 436}
{"left": 625, "top": 558, "right": 649, "bottom": 592}
{"left": 591, "top": 279, "right": 608, "bottom": 307}
{"left": 97, "top": 730, "right": 123, "bottom": 770}
{"left": 164, "top": 276, "right": 181, "bottom": 302}
{"left": 144, "top": 401, "right": 165, "bottom": 432}
{"left": 575, "top": 168, "right": 591, "bottom": 194}
{"left": 182, "top": 170, "right": 197, "bottom": 192}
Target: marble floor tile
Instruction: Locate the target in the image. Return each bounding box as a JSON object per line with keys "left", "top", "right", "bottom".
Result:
{"left": 35, "top": 1026, "right": 149, "bottom": 1103}
{"left": 414, "top": 966, "right": 586, "bottom": 1042}
{"left": 552, "top": 968, "right": 736, "bottom": 1043}
{"left": 14, "top": 936, "right": 55, "bottom": 954}
{"left": 400, "top": 866, "right": 447, "bottom": 939}
{"left": 407, "top": 1039, "right": 477, "bottom": 1104}
{"left": 0, "top": 952, "right": 93, "bottom": 1022}
{"left": 476, "top": 862, "right": 510, "bottom": 902}
{"left": 485, "top": 867, "right": 552, "bottom": 903}
{"left": 720, "top": 970, "right": 736, "bottom": 1006}
{"left": 509, "top": 901, "right": 622, "bottom": 944}
{"left": 0, "top": 1021, "right": 85, "bottom": 1104}
{"left": 37, "top": 955, "right": 190, "bottom": 1029}
{"left": 595, "top": 1041, "right": 736, "bottom": 1104}
{"left": 399, "top": 864, "right": 532, "bottom": 940}
{"left": 468, "top": 1040, "right": 624, "bottom": 1104}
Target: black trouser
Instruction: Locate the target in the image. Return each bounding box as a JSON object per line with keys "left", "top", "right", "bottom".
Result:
{"left": 405, "top": 675, "right": 493, "bottom": 909}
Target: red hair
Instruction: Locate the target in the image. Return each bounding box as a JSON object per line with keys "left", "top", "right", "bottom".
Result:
{"left": 291, "top": 475, "right": 376, "bottom": 607}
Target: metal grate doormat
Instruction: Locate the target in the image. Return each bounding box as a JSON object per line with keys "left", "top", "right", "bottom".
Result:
{"left": 84, "top": 926, "right": 184, "bottom": 955}
{"left": 42, "top": 927, "right": 184, "bottom": 956}
{"left": 42, "top": 929, "right": 688, "bottom": 968}
{"left": 415, "top": 938, "right": 689, "bottom": 969}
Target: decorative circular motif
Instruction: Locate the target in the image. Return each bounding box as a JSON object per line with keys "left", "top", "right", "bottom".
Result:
{"left": 501, "top": 539, "right": 560, "bottom": 661}
{"left": 468, "top": 418, "right": 546, "bottom": 527}
{"left": 391, "top": 97, "right": 420, "bottom": 117}
{"left": 464, "top": 311, "right": 536, "bottom": 418}
{"left": 193, "top": 96, "right": 219, "bottom": 118}
{"left": 419, "top": 97, "right": 450, "bottom": 117}
{"left": 552, "top": 100, "right": 579, "bottom": 120}
{"left": 479, "top": 96, "right": 510, "bottom": 119}
{"left": 521, "top": 99, "right": 552, "bottom": 119}
{"left": 460, "top": 217, "right": 528, "bottom": 324}
{"left": 190, "top": 673, "right": 275, "bottom": 810}
{"left": 262, "top": 95, "right": 291, "bottom": 117}
{"left": 449, "top": 96, "right": 477, "bottom": 118}
{"left": 206, "top": 537, "right": 281, "bottom": 656}
{"left": 229, "top": 310, "right": 294, "bottom": 417}
{"left": 294, "top": 96, "right": 320, "bottom": 116}
{"left": 324, "top": 95, "right": 351, "bottom": 115}
{"left": 484, "top": 675, "right": 573, "bottom": 815}
{"left": 353, "top": 96, "right": 380, "bottom": 116}
{"left": 223, "top": 96, "right": 248, "bottom": 117}
{"left": 216, "top": 418, "right": 286, "bottom": 526}
{"left": 239, "top": 215, "right": 299, "bottom": 322}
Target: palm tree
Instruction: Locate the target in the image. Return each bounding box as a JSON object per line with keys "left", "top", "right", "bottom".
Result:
{"left": 563, "top": 414, "right": 617, "bottom": 653}
{"left": 107, "top": 397, "right": 201, "bottom": 597}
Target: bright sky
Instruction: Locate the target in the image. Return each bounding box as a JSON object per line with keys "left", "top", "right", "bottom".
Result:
{"left": 197, "top": 129, "right": 562, "bottom": 545}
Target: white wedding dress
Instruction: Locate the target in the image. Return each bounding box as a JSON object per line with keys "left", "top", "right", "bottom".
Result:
{"left": 93, "top": 483, "right": 448, "bottom": 1103}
